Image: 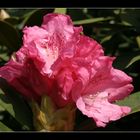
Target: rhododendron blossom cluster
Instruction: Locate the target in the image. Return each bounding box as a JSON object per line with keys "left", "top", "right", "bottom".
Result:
{"left": 0, "top": 13, "right": 133, "bottom": 128}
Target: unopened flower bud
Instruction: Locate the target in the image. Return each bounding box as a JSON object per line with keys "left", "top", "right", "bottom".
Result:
{"left": 31, "top": 95, "right": 76, "bottom": 131}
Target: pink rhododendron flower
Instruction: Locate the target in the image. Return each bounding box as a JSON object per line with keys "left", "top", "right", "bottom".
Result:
{"left": 0, "top": 13, "right": 133, "bottom": 127}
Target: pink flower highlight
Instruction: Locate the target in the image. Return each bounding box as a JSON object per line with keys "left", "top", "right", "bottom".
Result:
{"left": 0, "top": 13, "right": 133, "bottom": 127}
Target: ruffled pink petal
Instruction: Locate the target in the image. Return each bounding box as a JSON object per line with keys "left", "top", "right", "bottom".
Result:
{"left": 107, "top": 69, "right": 133, "bottom": 102}
{"left": 41, "top": 13, "right": 82, "bottom": 41}
{"left": 82, "top": 56, "right": 133, "bottom": 101}
{"left": 55, "top": 68, "right": 74, "bottom": 100}
{"left": 0, "top": 54, "right": 50, "bottom": 101}
{"left": 0, "top": 60, "right": 22, "bottom": 82}
{"left": 22, "top": 26, "right": 59, "bottom": 75}
{"left": 76, "top": 91, "right": 131, "bottom": 127}
{"left": 23, "top": 26, "right": 48, "bottom": 46}
{"left": 76, "top": 35, "right": 104, "bottom": 59}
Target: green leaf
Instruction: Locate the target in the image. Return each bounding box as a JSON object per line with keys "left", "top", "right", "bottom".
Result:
{"left": 0, "top": 48, "right": 9, "bottom": 62}
{"left": 0, "top": 20, "right": 19, "bottom": 51}
{"left": 0, "top": 121, "right": 13, "bottom": 131}
{"left": 116, "top": 91, "right": 140, "bottom": 115}
{"left": 54, "top": 8, "right": 67, "bottom": 14}
{"left": 73, "top": 17, "right": 114, "bottom": 25}
{"left": 101, "top": 35, "right": 112, "bottom": 44}
{"left": 5, "top": 9, "right": 33, "bottom": 17}
{"left": 121, "top": 9, "right": 140, "bottom": 32}
{"left": 0, "top": 91, "right": 15, "bottom": 117}
{"left": 113, "top": 50, "right": 140, "bottom": 70}
{"left": 0, "top": 104, "right": 5, "bottom": 111}
{"left": 125, "top": 55, "right": 140, "bottom": 68}
{"left": 4, "top": 17, "right": 20, "bottom": 26}
{"left": 136, "top": 36, "right": 140, "bottom": 48}
{"left": 19, "top": 9, "right": 54, "bottom": 29}
{"left": 0, "top": 55, "right": 9, "bottom": 62}
{"left": 0, "top": 89, "right": 6, "bottom": 111}
{"left": 0, "top": 78, "right": 33, "bottom": 130}
{"left": 0, "top": 106, "right": 4, "bottom": 111}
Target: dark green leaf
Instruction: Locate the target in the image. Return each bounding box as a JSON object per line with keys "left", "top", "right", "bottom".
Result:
{"left": 4, "top": 17, "right": 20, "bottom": 26}
{"left": 0, "top": 78, "right": 33, "bottom": 130}
{"left": 0, "top": 106, "right": 4, "bottom": 111}
{"left": 116, "top": 91, "right": 140, "bottom": 115}
{"left": 5, "top": 9, "right": 33, "bottom": 17}
{"left": 121, "top": 9, "right": 140, "bottom": 32}
{"left": 0, "top": 20, "right": 19, "bottom": 51}
{"left": 0, "top": 91, "right": 16, "bottom": 117}
{"left": 136, "top": 36, "right": 140, "bottom": 48}
{"left": 74, "top": 17, "right": 114, "bottom": 25}
{"left": 0, "top": 97, "right": 5, "bottom": 111}
{"left": 125, "top": 55, "right": 140, "bottom": 68}
{"left": 101, "top": 35, "right": 112, "bottom": 44}
{"left": 0, "top": 44, "right": 10, "bottom": 60}
{"left": 113, "top": 51, "right": 140, "bottom": 70}
{"left": 0, "top": 121, "right": 13, "bottom": 131}
{"left": 19, "top": 9, "right": 54, "bottom": 29}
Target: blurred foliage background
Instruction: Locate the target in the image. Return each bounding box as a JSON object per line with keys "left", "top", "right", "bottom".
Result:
{"left": 0, "top": 8, "right": 140, "bottom": 131}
